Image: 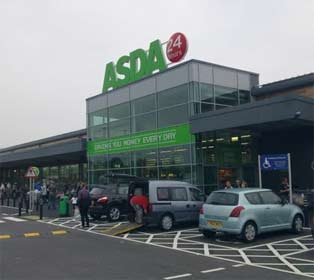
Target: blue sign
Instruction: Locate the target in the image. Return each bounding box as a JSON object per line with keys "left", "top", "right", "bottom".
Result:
{"left": 260, "top": 154, "right": 289, "bottom": 171}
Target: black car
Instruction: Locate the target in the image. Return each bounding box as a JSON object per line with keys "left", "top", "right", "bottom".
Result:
{"left": 88, "top": 174, "right": 144, "bottom": 221}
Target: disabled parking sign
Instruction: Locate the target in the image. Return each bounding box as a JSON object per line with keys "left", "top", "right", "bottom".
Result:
{"left": 260, "top": 154, "right": 289, "bottom": 171}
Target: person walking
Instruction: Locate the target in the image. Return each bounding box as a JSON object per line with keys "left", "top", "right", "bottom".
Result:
{"left": 279, "top": 177, "right": 290, "bottom": 202}
{"left": 235, "top": 179, "right": 242, "bottom": 188}
{"left": 130, "top": 188, "right": 149, "bottom": 224}
{"left": 224, "top": 180, "right": 233, "bottom": 190}
{"left": 77, "top": 184, "right": 91, "bottom": 228}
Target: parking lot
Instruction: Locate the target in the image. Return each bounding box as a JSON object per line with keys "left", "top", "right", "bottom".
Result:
{"left": 40, "top": 216, "right": 314, "bottom": 279}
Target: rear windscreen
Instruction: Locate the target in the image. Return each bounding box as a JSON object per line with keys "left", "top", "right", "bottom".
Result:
{"left": 206, "top": 192, "right": 238, "bottom": 206}
{"left": 90, "top": 187, "right": 107, "bottom": 196}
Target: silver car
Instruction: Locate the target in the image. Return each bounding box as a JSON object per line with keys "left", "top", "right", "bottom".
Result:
{"left": 199, "top": 188, "right": 304, "bottom": 242}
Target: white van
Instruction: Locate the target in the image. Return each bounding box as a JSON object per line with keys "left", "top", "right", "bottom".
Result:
{"left": 129, "top": 180, "right": 204, "bottom": 230}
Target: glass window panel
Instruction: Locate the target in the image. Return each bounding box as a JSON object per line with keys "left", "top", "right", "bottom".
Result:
{"left": 108, "top": 152, "right": 130, "bottom": 169}
{"left": 159, "top": 145, "right": 190, "bottom": 166}
{"left": 109, "top": 103, "right": 130, "bottom": 121}
{"left": 189, "top": 102, "right": 200, "bottom": 116}
{"left": 158, "top": 104, "right": 188, "bottom": 128}
{"left": 159, "top": 165, "right": 191, "bottom": 182}
{"left": 89, "top": 109, "right": 108, "bottom": 126}
{"left": 132, "top": 112, "right": 156, "bottom": 133}
{"left": 89, "top": 155, "right": 108, "bottom": 170}
{"left": 245, "top": 192, "right": 263, "bottom": 205}
{"left": 170, "top": 188, "right": 188, "bottom": 201}
{"left": 201, "top": 103, "right": 215, "bottom": 113}
{"left": 189, "top": 188, "right": 202, "bottom": 201}
{"left": 134, "top": 167, "right": 157, "bottom": 179}
{"left": 158, "top": 84, "right": 188, "bottom": 109}
{"left": 215, "top": 86, "right": 238, "bottom": 106}
{"left": 109, "top": 118, "right": 130, "bottom": 138}
{"left": 239, "top": 90, "right": 251, "bottom": 104}
{"left": 131, "top": 94, "right": 156, "bottom": 115}
{"left": 200, "top": 83, "right": 214, "bottom": 103}
{"left": 132, "top": 149, "right": 157, "bottom": 168}
{"left": 89, "top": 125, "right": 108, "bottom": 140}
{"left": 189, "top": 82, "right": 199, "bottom": 102}
{"left": 157, "top": 188, "right": 170, "bottom": 201}
{"left": 260, "top": 191, "right": 281, "bottom": 204}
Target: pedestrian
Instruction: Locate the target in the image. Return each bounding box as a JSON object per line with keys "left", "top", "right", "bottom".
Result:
{"left": 48, "top": 184, "right": 57, "bottom": 210}
{"left": 235, "top": 179, "right": 242, "bottom": 188}
{"left": 130, "top": 188, "right": 149, "bottom": 224}
{"left": 77, "top": 184, "right": 91, "bottom": 228}
{"left": 241, "top": 180, "right": 248, "bottom": 188}
{"left": 71, "top": 195, "right": 78, "bottom": 216}
{"left": 224, "top": 180, "right": 233, "bottom": 190}
{"left": 41, "top": 183, "right": 47, "bottom": 203}
{"left": 279, "top": 177, "right": 290, "bottom": 202}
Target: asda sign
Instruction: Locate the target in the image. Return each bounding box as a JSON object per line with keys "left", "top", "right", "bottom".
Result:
{"left": 102, "top": 33, "right": 188, "bottom": 92}
{"left": 87, "top": 123, "right": 194, "bottom": 155}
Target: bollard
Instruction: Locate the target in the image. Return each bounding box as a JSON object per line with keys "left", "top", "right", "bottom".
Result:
{"left": 18, "top": 201, "right": 22, "bottom": 216}
{"left": 7, "top": 197, "right": 9, "bottom": 206}
{"left": 35, "top": 200, "right": 39, "bottom": 211}
{"left": 13, "top": 197, "right": 16, "bottom": 207}
{"left": 39, "top": 203, "right": 43, "bottom": 220}
{"left": 1, "top": 196, "right": 3, "bottom": 205}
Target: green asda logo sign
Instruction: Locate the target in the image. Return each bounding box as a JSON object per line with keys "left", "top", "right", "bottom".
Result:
{"left": 102, "top": 33, "right": 188, "bottom": 93}
{"left": 87, "top": 123, "right": 194, "bottom": 155}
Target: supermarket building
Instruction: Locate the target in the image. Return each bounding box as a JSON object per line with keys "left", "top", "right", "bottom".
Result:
{"left": 0, "top": 40, "right": 313, "bottom": 193}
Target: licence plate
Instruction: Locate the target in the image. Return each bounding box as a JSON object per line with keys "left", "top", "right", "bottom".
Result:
{"left": 208, "top": 221, "right": 223, "bottom": 227}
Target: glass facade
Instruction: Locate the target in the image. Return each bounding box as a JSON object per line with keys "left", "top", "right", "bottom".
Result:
{"left": 88, "top": 77, "right": 254, "bottom": 193}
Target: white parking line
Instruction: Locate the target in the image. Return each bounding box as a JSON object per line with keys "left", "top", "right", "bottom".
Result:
{"left": 172, "top": 232, "right": 181, "bottom": 249}
{"left": 294, "top": 239, "right": 309, "bottom": 250}
{"left": 164, "top": 273, "right": 192, "bottom": 279}
{"left": 267, "top": 244, "right": 301, "bottom": 274}
{"left": 233, "top": 263, "right": 246, "bottom": 267}
{"left": 201, "top": 267, "right": 225, "bottom": 273}
{"left": 3, "top": 217, "right": 25, "bottom": 222}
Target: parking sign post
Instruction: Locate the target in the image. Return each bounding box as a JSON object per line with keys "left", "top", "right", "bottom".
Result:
{"left": 24, "top": 166, "right": 40, "bottom": 213}
{"left": 288, "top": 153, "right": 292, "bottom": 204}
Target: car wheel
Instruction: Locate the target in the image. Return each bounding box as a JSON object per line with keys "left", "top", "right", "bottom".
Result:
{"left": 107, "top": 206, "right": 121, "bottom": 222}
{"left": 160, "top": 214, "right": 174, "bottom": 231}
{"left": 203, "top": 230, "right": 216, "bottom": 238}
{"left": 291, "top": 214, "right": 303, "bottom": 234}
{"left": 241, "top": 221, "right": 257, "bottom": 243}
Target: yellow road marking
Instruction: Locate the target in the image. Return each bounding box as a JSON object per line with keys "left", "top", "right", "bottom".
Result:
{"left": 112, "top": 224, "right": 143, "bottom": 236}
{"left": 52, "top": 230, "right": 67, "bottom": 235}
{"left": 99, "top": 223, "right": 122, "bottom": 233}
{"left": 24, "top": 232, "right": 40, "bottom": 237}
{"left": 0, "top": 234, "right": 11, "bottom": 239}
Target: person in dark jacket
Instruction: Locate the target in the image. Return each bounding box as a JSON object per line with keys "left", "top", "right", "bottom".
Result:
{"left": 77, "top": 184, "right": 91, "bottom": 228}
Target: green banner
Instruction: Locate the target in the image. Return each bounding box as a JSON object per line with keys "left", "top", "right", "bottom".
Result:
{"left": 87, "top": 123, "right": 194, "bottom": 155}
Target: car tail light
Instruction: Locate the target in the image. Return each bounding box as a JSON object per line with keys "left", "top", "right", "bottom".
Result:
{"left": 97, "top": 196, "right": 108, "bottom": 204}
{"left": 200, "top": 206, "right": 204, "bottom": 215}
{"left": 230, "top": 206, "right": 245, "bottom": 217}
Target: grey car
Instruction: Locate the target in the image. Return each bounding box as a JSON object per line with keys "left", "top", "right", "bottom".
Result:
{"left": 199, "top": 188, "right": 304, "bottom": 242}
{"left": 130, "top": 180, "right": 204, "bottom": 230}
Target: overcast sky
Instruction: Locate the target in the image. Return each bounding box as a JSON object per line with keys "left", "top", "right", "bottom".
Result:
{"left": 0, "top": 0, "right": 313, "bottom": 148}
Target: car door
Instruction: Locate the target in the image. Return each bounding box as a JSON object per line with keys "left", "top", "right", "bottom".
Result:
{"left": 169, "top": 187, "right": 191, "bottom": 222}
{"left": 244, "top": 192, "right": 268, "bottom": 230}
{"left": 188, "top": 188, "right": 204, "bottom": 221}
{"left": 259, "top": 191, "right": 291, "bottom": 230}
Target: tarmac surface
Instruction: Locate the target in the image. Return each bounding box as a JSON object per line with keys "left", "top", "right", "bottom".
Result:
{"left": 1, "top": 205, "right": 313, "bottom": 280}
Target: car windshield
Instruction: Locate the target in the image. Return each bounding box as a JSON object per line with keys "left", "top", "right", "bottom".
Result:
{"left": 206, "top": 192, "right": 239, "bottom": 206}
